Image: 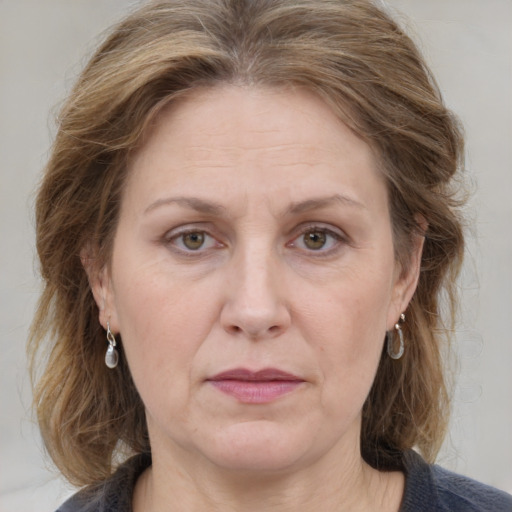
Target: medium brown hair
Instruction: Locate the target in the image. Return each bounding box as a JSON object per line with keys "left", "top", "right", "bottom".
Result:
{"left": 30, "top": 0, "right": 465, "bottom": 485}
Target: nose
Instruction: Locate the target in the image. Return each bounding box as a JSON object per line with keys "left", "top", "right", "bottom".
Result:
{"left": 220, "top": 243, "right": 291, "bottom": 340}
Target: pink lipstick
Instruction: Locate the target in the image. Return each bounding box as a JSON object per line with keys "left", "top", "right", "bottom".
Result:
{"left": 207, "top": 368, "right": 304, "bottom": 403}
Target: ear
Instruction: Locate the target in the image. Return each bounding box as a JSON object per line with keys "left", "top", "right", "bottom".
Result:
{"left": 387, "top": 217, "right": 426, "bottom": 329}
{"left": 80, "top": 246, "right": 120, "bottom": 333}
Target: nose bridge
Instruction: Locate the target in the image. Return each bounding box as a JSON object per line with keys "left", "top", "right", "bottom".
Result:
{"left": 240, "top": 237, "right": 274, "bottom": 298}
{"left": 221, "top": 235, "right": 289, "bottom": 338}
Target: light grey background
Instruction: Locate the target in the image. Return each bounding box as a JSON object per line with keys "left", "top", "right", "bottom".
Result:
{"left": 1, "top": 1, "right": 511, "bottom": 510}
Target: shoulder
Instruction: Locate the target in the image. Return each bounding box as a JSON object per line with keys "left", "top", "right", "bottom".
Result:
{"left": 401, "top": 450, "right": 512, "bottom": 512}
{"left": 55, "top": 453, "right": 151, "bottom": 512}
{"left": 431, "top": 464, "right": 512, "bottom": 512}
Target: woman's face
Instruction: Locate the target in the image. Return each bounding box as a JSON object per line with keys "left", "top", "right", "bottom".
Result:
{"left": 95, "top": 86, "right": 421, "bottom": 474}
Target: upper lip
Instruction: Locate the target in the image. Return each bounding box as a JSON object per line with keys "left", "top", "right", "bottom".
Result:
{"left": 208, "top": 368, "right": 304, "bottom": 382}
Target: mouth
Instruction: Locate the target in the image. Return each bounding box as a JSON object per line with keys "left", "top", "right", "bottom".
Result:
{"left": 207, "top": 368, "right": 305, "bottom": 404}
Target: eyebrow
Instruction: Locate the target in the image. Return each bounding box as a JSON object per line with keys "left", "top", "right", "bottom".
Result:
{"left": 143, "top": 193, "right": 366, "bottom": 217}
{"left": 144, "top": 196, "right": 226, "bottom": 215}
{"left": 285, "top": 194, "right": 367, "bottom": 215}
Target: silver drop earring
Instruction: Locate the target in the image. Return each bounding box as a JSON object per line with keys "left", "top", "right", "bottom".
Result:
{"left": 105, "top": 321, "right": 119, "bottom": 369}
{"left": 387, "top": 313, "right": 405, "bottom": 360}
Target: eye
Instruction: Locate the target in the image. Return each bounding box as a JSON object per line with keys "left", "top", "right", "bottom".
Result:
{"left": 168, "top": 230, "right": 220, "bottom": 252}
{"left": 303, "top": 231, "right": 328, "bottom": 250}
{"left": 182, "top": 232, "right": 206, "bottom": 250}
{"left": 289, "top": 226, "right": 343, "bottom": 253}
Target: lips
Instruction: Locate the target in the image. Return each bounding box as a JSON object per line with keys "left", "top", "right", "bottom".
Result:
{"left": 207, "top": 368, "right": 305, "bottom": 403}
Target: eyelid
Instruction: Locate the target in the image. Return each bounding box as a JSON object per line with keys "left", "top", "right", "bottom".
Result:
{"left": 163, "top": 221, "right": 217, "bottom": 240}
{"left": 287, "top": 223, "right": 348, "bottom": 253}
{"left": 292, "top": 222, "right": 347, "bottom": 240}
{"left": 161, "top": 222, "right": 348, "bottom": 255}
{"left": 164, "top": 225, "right": 224, "bottom": 254}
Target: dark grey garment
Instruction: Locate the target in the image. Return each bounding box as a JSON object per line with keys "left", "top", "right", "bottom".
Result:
{"left": 401, "top": 451, "right": 512, "bottom": 511}
{"left": 57, "top": 450, "right": 512, "bottom": 511}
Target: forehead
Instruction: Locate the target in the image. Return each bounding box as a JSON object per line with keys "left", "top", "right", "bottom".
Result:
{"left": 122, "top": 85, "right": 385, "bottom": 216}
{"left": 143, "top": 85, "right": 368, "bottom": 152}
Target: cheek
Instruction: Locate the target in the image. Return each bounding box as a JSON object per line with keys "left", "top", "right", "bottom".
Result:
{"left": 302, "top": 269, "right": 391, "bottom": 348}
{"left": 110, "top": 257, "right": 221, "bottom": 407}
{"left": 296, "top": 265, "right": 393, "bottom": 405}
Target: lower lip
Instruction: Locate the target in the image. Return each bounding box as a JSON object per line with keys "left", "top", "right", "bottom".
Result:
{"left": 209, "top": 380, "right": 303, "bottom": 403}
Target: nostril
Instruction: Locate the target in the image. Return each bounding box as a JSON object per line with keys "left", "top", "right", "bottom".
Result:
{"left": 225, "top": 323, "right": 282, "bottom": 338}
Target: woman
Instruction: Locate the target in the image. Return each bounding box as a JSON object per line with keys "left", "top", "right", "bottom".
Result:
{"left": 29, "top": 0, "right": 512, "bottom": 510}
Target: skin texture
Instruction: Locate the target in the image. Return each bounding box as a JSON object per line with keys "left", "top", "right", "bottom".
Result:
{"left": 88, "top": 86, "right": 424, "bottom": 511}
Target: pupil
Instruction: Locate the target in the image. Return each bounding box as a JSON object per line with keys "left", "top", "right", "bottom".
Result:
{"left": 184, "top": 232, "right": 204, "bottom": 249}
{"left": 304, "top": 231, "right": 326, "bottom": 250}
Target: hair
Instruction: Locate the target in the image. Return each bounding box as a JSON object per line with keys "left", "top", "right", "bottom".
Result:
{"left": 29, "top": 0, "right": 465, "bottom": 486}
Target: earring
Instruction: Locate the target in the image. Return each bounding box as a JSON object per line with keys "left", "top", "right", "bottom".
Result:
{"left": 105, "top": 321, "right": 119, "bottom": 369}
{"left": 387, "top": 313, "right": 405, "bottom": 360}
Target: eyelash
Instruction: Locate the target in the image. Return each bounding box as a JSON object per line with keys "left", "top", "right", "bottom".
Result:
{"left": 287, "top": 225, "right": 346, "bottom": 255}
{"left": 164, "top": 227, "right": 223, "bottom": 256}
{"left": 163, "top": 224, "right": 347, "bottom": 257}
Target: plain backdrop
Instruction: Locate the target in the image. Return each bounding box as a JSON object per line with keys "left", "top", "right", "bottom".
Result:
{"left": 1, "top": 1, "right": 511, "bottom": 510}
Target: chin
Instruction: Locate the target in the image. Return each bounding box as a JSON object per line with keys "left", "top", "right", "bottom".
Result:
{"left": 198, "top": 420, "right": 318, "bottom": 474}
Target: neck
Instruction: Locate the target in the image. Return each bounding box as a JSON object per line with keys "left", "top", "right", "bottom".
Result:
{"left": 133, "top": 440, "right": 404, "bottom": 512}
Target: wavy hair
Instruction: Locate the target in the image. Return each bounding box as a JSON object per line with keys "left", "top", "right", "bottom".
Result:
{"left": 29, "top": 0, "right": 465, "bottom": 485}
